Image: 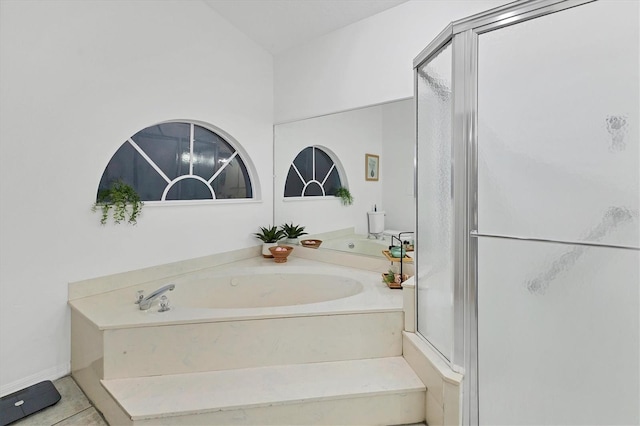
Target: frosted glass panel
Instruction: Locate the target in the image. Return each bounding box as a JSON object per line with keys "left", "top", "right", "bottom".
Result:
{"left": 477, "top": 0, "right": 639, "bottom": 248}
{"left": 478, "top": 237, "right": 639, "bottom": 425}
{"left": 416, "top": 43, "right": 453, "bottom": 360}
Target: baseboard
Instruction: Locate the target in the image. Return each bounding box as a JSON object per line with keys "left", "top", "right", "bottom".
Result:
{"left": 1, "top": 363, "right": 70, "bottom": 398}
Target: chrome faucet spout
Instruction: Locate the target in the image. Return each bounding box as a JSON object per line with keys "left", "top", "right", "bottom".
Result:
{"left": 138, "top": 283, "right": 175, "bottom": 310}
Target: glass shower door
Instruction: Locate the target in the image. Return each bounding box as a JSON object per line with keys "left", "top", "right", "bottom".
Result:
{"left": 476, "top": 1, "right": 640, "bottom": 424}
{"left": 416, "top": 42, "right": 454, "bottom": 360}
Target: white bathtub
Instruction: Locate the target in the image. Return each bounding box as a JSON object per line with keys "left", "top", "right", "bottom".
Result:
{"left": 320, "top": 234, "right": 390, "bottom": 257}
{"left": 69, "top": 257, "right": 400, "bottom": 330}
{"left": 170, "top": 272, "right": 363, "bottom": 309}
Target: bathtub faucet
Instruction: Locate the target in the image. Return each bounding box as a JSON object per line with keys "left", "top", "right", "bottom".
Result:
{"left": 137, "top": 283, "right": 175, "bottom": 310}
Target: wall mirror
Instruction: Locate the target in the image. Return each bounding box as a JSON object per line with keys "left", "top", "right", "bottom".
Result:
{"left": 273, "top": 98, "right": 415, "bottom": 258}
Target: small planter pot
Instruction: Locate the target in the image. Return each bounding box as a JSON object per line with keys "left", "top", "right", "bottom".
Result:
{"left": 283, "top": 237, "right": 300, "bottom": 246}
{"left": 269, "top": 245, "right": 294, "bottom": 263}
{"left": 262, "top": 242, "right": 278, "bottom": 258}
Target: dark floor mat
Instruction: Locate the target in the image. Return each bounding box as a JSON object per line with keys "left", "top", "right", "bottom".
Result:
{"left": 0, "top": 381, "right": 61, "bottom": 426}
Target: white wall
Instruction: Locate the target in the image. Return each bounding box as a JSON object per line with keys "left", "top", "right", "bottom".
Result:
{"left": 274, "top": 0, "right": 510, "bottom": 123}
{"left": 381, "top": 99, "right": 415, "bottom": 233}
{"left": 0, "top": 0, "right": 273, "bottom": 395}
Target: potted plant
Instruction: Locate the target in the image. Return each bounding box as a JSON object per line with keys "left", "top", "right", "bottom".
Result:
{"left": 92, "top": 180, "right": 144, "bottom": 225}
{"left": 253, "top": 225, "right": 285, "bottom": 258}
{"left": 382, "top": 268, "right": 408, "bottom": 289}
{"left": 280, "top": 223, "right": 308, "bottom": 245}
{"left": 334, "top": 186, "right": 354, "bottom": 206}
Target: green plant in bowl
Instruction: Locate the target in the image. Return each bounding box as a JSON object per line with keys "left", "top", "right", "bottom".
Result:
{"left": 254, "top": 225, "right": 286, "bottom": 258}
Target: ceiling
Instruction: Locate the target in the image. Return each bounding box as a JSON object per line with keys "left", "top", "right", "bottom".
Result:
{"left": 203, "top": 0, "right": 409, "bottom": 54}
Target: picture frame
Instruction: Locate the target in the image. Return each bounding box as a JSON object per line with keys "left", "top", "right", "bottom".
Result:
{"left": 365, "top": 153, "right": 379, "bottom": 181}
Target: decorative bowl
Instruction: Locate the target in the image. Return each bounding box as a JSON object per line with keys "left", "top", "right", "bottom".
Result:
{"left": 268, "top": 245, "right": 294, "bottom": 263}
{"left": 389, "top": 246, "right": 406, "bottom": 258}
{"left": 300, "top": 239, "right": 323, "bottom": 249}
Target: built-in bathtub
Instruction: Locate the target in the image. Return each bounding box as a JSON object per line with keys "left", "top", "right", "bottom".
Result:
{"left": 69, "top": 254, "right": 406, "bottom": 425}
{"left": 69, "top": 258, "right": 400, "bottom": 329}
{"left": 168, "top": 272, "right": 363, "bottom": 309}
{"left": 319, "top": 233, "right": 390, "bottom": 257}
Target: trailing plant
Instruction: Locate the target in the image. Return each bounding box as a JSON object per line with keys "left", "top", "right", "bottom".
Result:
{"left": 334, "top": 186, "right": 354, "bottom": 206}
{"left": 280, "top": 223, "right": 308, "bottom": 239}
{"left": 92, "top": 180, "right": 143, "bottom": 225}
{"left": 253, "top": 225, "right": 286, "bottom": 243}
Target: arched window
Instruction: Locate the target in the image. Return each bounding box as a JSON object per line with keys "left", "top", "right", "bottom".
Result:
{"left": 284, "top": 146, "right": 343, "bottom": 197}
{"left": 98, "top": 121, "right": 255, "bottom": 201}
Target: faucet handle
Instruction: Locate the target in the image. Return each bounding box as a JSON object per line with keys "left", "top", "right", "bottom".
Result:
{"left": 158, "top": 295, "right": 170, "bottom": 312}
{"left": 135, "top": 290, "right": 144, "bottom": 304}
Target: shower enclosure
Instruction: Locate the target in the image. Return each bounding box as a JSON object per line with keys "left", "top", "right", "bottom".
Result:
{"left": 414, "top": 0, "right": 639, "bottom": 424}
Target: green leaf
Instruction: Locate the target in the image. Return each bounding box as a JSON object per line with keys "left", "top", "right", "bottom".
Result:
{"left": 92, "top": 179, "right": 144, "bottom": 225}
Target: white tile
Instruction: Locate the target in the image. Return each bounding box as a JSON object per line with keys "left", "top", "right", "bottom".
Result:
{"left": 71, "top": 313, "right": 103, "bottom": 377}
{"left": 443, "top": 381, "right": 460, "bottom": 426}
{"left": 72, "top": 366, "right": 133, "bottom": 426}
{"left": 403, "top": 332, "right": 462, "bottom": 384}
{"left": 402, "top": 276, "right": 416, "bottom": 332}
{"left": 103, "top": 312, "right": 403, "bottom": 378}
{"left": 136, "top": 392, "right": 425, "bottom": 425}
{"left": 426, "top": 388, "right": 444, "bottom": 426}
{"left": 402, "top": 333, "right": 443, "bottom": 406}
{"left": 102, "top": 357, "right": 425, "bottom": 421}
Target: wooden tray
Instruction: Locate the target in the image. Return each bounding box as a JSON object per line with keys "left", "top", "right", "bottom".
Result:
{"left": 382, "top": 250, "right": 413, "bottom": 263}
{"left": 381, "top": 273, "right": 407, "bottom": 289}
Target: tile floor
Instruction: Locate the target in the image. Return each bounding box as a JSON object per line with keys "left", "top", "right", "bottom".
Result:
{"left": 10, "top": 375, "right": 425, "bottom": 426}
{"left": 12, "top": 376, "right": 106, "bottom": 426}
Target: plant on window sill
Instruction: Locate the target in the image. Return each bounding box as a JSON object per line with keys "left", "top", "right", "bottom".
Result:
{"left": 335, "top": 186, "right": 354, "bottom": 206}
{"left": 92, "top": 180, "right": 144, "bottom": 225}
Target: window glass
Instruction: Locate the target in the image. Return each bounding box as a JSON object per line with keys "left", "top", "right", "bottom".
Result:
{"left": 323, "top": 168, "right": 341, "bottom": 195}
{"left": 292, "top": 147, "right": 314, "bottom": 182}
{"left": 98, "top": 122, "right": 253, "bottom": 202}
{"left": 284, "top": 166, "right": 305, "bottom": 197}
{"left": 284, "top": 146, "right": 343, "bottom": 198}
{"left": 132, "top": 123, "right": 190, "bottom": 181}
{"left": 166, "top": 179, "right": 212, "bottom": 200}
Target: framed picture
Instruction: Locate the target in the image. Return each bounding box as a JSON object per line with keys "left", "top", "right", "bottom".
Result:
{"left": 365, "top": 153, "right": 379, "bottom": 181}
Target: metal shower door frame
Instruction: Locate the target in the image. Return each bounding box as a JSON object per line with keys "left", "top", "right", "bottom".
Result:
{"left": 413, "top": 0, "right": 596, "bottom": 424}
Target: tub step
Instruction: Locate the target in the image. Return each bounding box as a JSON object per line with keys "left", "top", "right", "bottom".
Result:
{"left": 101, "top": 357, "right": 425, "bottom": 425}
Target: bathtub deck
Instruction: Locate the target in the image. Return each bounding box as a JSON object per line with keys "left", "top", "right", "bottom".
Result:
{"left": 69, "top": 256, "right": 402, "bottom": 330}
{"left": 101, "top": 356, "right": 425, "bottom": 424}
